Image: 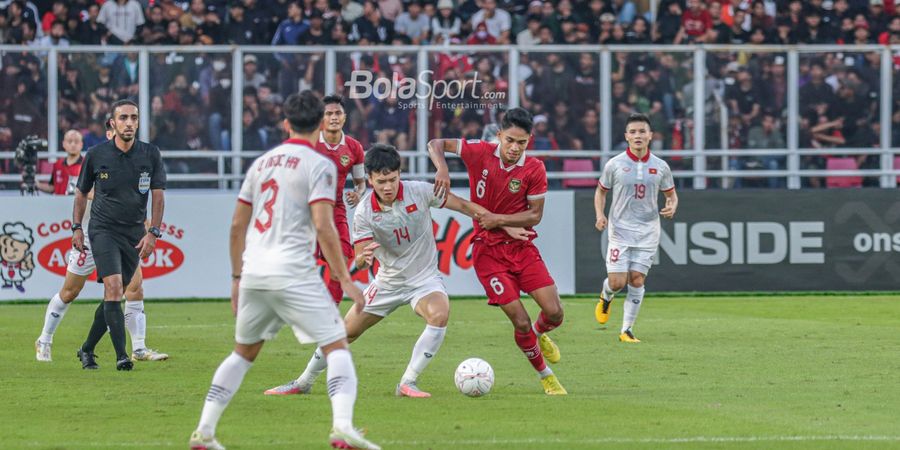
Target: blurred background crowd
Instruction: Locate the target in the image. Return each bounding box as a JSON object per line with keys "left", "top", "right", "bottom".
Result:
{"left": 1, "top": 0, "right": 898, "bottom": 189}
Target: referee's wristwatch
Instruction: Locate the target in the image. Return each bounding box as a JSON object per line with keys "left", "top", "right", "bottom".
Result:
{"left": 148, "top": 226, "right": 162, "bottom": 238}
{"left": 71, "top": 223, "right": 82, "bottom": 233}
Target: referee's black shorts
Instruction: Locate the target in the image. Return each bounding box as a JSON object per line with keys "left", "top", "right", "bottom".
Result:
{"left": 88, "top": 226, "right": 143, "bottom": 288}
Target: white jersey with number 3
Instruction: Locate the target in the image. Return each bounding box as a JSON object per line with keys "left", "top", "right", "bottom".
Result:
{"left": 238, "top": 138, "right": 337, "bottom": 290}
{"left": 599, "top": 149, "right": 674, "bottom": 249}
{"left": 352, "top": 181, "right": 446, "bottom": 289}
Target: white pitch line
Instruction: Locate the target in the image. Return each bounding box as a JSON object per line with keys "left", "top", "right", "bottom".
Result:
{"left": 21, "top": 435, "right": 900, "bottom": 448}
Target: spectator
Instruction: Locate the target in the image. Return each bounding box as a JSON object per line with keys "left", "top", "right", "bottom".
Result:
{"left": 626, "top": 16, "right": 651, "bottom": 43}
{"left": 180, "top": 0, "right": 208, "bottom": 31}
{"left": 35, "top": 20, "right": 68, "bottom": 46}
{"left": 72, "top": 4, "right": 109, "bottom": 45}
{"left": 39, "top": 1, "right": 66, "bottom": 34}
{"left": 372, "top": 95, "right": 409, "bottom": 150}
{"left": 226, "top": 3, "right": 262, "bottom": 44}
{"left": 800, "top": 60, "right": 836, "bottom": 118}
{"left": 654, "top": 1, "right": 683, "bottom": 43}
{"left": 432, "top": 0, "right": 462, "bottom": 44}
{"left": 797, "top": 9, "right": 832, "bottom": 44}
{"left": 350, "top": 1, "right": 394, "bottom": 44}
{"left": 598, "top": 12, "right": 617, "bottom": 43}
{"left": 378, "top": 0, "right": 403, "bottom": 21}
{"left": 97, "top": 0, "right": 145, "bottom": 44}
{"left": 470, "top": 0, "right": 512, "bottom": 43}
{"left": 749, "top": 1, "right": 773, "bottom": 30}
{"left": 466, "top": 20, "right": 497, "bottom": 44}
{"left": 730, "top": 111, "right": 785, "bottom": 188}
{"left": 394, "top": 1, "right": 429, "bottom": 44}
{"left": 301, "top": 9, "right": 329, "bottom": 44}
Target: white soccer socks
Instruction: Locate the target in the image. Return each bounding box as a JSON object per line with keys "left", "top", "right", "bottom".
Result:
{"left": 124, "top": 300, "right": 146, "bottom": 351}
{"left": 603, "top": 278, "right": 621, "bottom": 301}
{"left": 401, "top": 325, "right": 446, "bottom": 384}
{"left": 39, "top": 293, "right": 70, "bottom": 344}
{"left": 298, "top": 347, "right": 328, "bottom": 385}
{"left": 622, "top": 285, "right": 645, "bottom": 333}
{"left": 198, "top": 352, "right": 253, "bottom": 436}
{"left": 326, "top": 349, "right": 358, "bottom": 431}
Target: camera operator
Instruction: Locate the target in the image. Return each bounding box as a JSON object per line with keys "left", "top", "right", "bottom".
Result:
{"left": 36, "top": 130, "right": 84, "bottom": 195}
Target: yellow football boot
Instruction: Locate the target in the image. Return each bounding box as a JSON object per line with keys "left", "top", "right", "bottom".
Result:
{"left": 618, "top": 329, "right": 641, "bottom": 343}
{"left": 540, "top": 374, "right": 568, "bottom": 395}
{"left": 538, "top": 333, "right": 561, "bottom": 364}
{"left": 595, "top": 295, "right": 612, "bottom": 324}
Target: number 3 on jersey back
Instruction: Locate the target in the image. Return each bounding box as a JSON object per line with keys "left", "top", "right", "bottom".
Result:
{"left": 254, "top": 178, "right": 279, "bottom": 233}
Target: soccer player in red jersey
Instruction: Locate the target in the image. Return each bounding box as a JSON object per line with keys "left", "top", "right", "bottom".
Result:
{"left": 427, "top": 107, "right": 567, "bottom": 395}
{"left": 314, "top": 94, "right": 367, "bottom": 303}
{"left": 36, "top": 130, "right": 83, "bottom": 195}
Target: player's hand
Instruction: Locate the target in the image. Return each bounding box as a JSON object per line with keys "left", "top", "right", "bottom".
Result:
{"left": 660, "top": 198, "right": 677, "bottom": 219}
{"left": 434, "top": 169, "right": 450, "bottom": 199}
{"left": 135, "top": 233, "right": 156, "bottom": 260}
{"left": 502, "top": 227, "right": 535, "bottom": 241}
{"left": 360, "top": 242, "right": 380, "bottom": 267}
{"left": 72, "top": 229, "right": 86, "bottom": 252}
{"left": 230, "top": 278, "right": 240, "bottom": 317}
{"left": 595, "top": 214, "right": 608, "bottom": 231}
{"left": 342, "top": 280, "right": 366, "bottom": 313}
{"left": 477, "top": 212, "right": 503, "bottom": 230}
{"left": 345, "top": 190, "right": 361, "bottom": 207}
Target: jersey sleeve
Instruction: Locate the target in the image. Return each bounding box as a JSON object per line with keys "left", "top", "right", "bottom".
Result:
{"left": 351, "top": 141, "right": 365, "bottom": 179}
{"left": 75, "top": 151, "right": 94, "bottom": 194}
{"left": 352, "top": 202, "right": 374, "bottom": 244}
{"left": 458, "top": 139, "right": 491, "bottom": 169}
{"left": 149, "top": 145, "right": 167, "bottom": 190}
{"left": 415, "top": 181, "right": 446, "bottom": 208}
{"left": 526, "top": 161, "right": 548, "bottom": 201}
{"left": 598, "top": 160, "right": 613, "bottom": 191}
{"left": 237, "top": 159, "right": 258, "bottom": 205}
{"left": 309, "top": 159, "right": 337, "bottom": 205}
{"left": 660, "top": 162, "right": 675, "bottom": 192}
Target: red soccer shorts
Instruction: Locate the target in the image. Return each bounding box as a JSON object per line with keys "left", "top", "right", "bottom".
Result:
{"left": 316, "top": 217, "right": 354, "bottom": 304}
{"left": 472, "top": 240, "right": 555, "bottom": 306}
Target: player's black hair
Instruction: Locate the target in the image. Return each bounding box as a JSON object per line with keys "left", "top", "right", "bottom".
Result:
{"left": 283, "top": 90, "right": 324, "bottom": 134}
{"left": 109, "top": 99, "right": 138, "bottom": 119}
{"left": 365, "top": 143, "right": 402, "bottom": 175}
{"left": 625, "top": 113, "right": 651, "bottom": 129}
{"left": 500, "top": 107, "right": 533, "bottom": 134}
{"left": 322, "top": 94, "right": 345, "bottom": 108}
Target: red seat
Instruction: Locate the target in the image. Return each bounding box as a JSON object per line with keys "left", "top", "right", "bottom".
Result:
{"left": 825, "top": 157, "right": 862, "bottom": 188}
{"left": 894, "top": 156, "right": 900, "bottom": 183}
{"left": 562, "top": 159, "right": 598, "bottom": 188}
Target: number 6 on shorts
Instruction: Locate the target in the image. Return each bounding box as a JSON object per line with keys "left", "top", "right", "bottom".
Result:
{"left": 489, "top": 277, "right": 505, "bottom": 295}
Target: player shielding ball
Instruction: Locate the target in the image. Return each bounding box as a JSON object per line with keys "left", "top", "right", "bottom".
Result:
{"left": 189, "top": 92, "right": 380, "bottom": 450}
{"left": 314, "top": 94, "right": 367, "bottom": 303}
{"left": 594, "top": 113, "right": 678, "bottom": 343}
{"left": 428, "top": 107, "right": 568, "bottom": 396}
{"left": 264, "top": 144, "right": 530, "bottom": 398}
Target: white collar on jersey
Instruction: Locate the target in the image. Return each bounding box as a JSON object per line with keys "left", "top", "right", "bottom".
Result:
{"left": 494, "top": 146, "right": 525, "bottom": 171}
{"left": 319, "top": 130, "right": 346, "bottom": 150}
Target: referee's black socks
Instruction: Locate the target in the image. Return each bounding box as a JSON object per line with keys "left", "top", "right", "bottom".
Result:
{"left": 81, "top": 302, "right": 107, "bottom": 353}
{"left": 103, "top": 301, "right": 128, "bottom": 361}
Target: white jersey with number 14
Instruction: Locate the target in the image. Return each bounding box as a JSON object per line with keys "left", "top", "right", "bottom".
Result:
{"left": 238, "top": 138, "right": 337, "bottom": 290}
{"left": 599, "top": 149, "right": 674, "bottom": 249}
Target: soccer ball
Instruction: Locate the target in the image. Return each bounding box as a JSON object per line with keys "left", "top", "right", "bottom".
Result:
{"left": 454, "top": 358, "right": 494, "bottom": 397}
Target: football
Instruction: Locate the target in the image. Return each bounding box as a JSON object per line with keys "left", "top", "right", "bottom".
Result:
{"left": 454, "top": 358, "right": 494, "bottom": 397}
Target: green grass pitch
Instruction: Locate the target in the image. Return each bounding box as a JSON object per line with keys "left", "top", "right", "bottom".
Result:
{"left": 2, "top": 295, "right": 899, "bottom": 449}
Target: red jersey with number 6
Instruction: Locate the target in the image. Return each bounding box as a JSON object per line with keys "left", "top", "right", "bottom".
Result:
{"left": 458, "top": 139, "right": 548, "bottom": 245}
{"left": 314, "top": 131, "right": 365, "bottom": 221}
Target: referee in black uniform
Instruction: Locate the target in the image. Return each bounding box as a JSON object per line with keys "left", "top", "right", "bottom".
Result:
{"left": 72, "top": 100, "right": 167, "bottom": 371}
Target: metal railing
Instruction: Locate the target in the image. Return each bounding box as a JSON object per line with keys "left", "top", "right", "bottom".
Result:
{"left": 0, "top": 44, "right": 898, "bottom": 189}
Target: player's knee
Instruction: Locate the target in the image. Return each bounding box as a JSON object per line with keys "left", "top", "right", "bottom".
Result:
{"left": 512, "top": 318, "right": 532, "bottom": 333}
{"left": 427, "top": 310, "right": 449, "bottom": 328}
{"left": 546, "top": 307, "right": 564, "bottom": 325}
{"left": 608, "top": 278, "right": 627, "bottom": 292}
{"left": 628, "top": 277, "right": 645, "bottom": 289}
{"left": 59, "top": 287, "right": 80, "bottom": 303}
{"left": 125, "top": 285, "right": 143, "bottom": 301}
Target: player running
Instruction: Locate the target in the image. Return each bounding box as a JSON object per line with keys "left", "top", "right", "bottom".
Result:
{"left": 314, "top": 94, "right": 367, "bottom": 303}
{"left": 594, "top": 113, "right": 678, "bottom": 343}
{"left": 428, "top": 107, "right": 568, "bottom": 396}
{"left": 264, "top": 144, "right": 530, "bottom": 398}
{"left": 189, "top": 91, "right": 379, "bottom": 450}
{"left": 35, "top": 121, "right": 167, "bottom": 363}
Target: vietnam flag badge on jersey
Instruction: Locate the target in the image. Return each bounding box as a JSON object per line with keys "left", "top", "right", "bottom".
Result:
{"left": 649, "top": 168, "right": 658, "bottom": 174}
{"left": 406, "top": 204, "right": 418, "bottom": 214}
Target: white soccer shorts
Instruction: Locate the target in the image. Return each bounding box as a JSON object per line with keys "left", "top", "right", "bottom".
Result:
{"left": 66, "top": 247, "right": 96, "bottom": 277}
{"left": 605, "top": 244, "right": 656, "bottom": 275}
{"left": 361, "top": 275, "right": 447, "bottom": 318}
{"left": 235, "top": 277, "right": 347, "bottom": 346}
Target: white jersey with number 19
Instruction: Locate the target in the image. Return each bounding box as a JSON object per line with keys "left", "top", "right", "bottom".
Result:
{"left": 237, "top": 138, "right": 337, "bottom": 290}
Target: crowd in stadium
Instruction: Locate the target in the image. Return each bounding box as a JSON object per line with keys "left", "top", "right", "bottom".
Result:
{"left": 1, "top": 0, "right": 898, "bottom": 189}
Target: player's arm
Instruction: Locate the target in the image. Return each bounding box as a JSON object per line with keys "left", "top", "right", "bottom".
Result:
{"left": 594, "top": 184, "right": 608, "bottom": 231}
{"left": 426, "top": 138, "right": 460, "bottom": 196}
{"left": 72, "top": 153, "right": 94, "bottom": 252}
{"left": 444, "top": 193, "right": 534, "bottom": 240}
{"left": 660, "top": 189, "right": 678, "bottom": 219}
{"left": 477, "top": 198, "right": 544, "bottom": 229}
{"left": 352, "top": 240, "right": 380, "bottom": 271}
{"left": 229, "top": 200, "right": 252, "bottom": 316}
